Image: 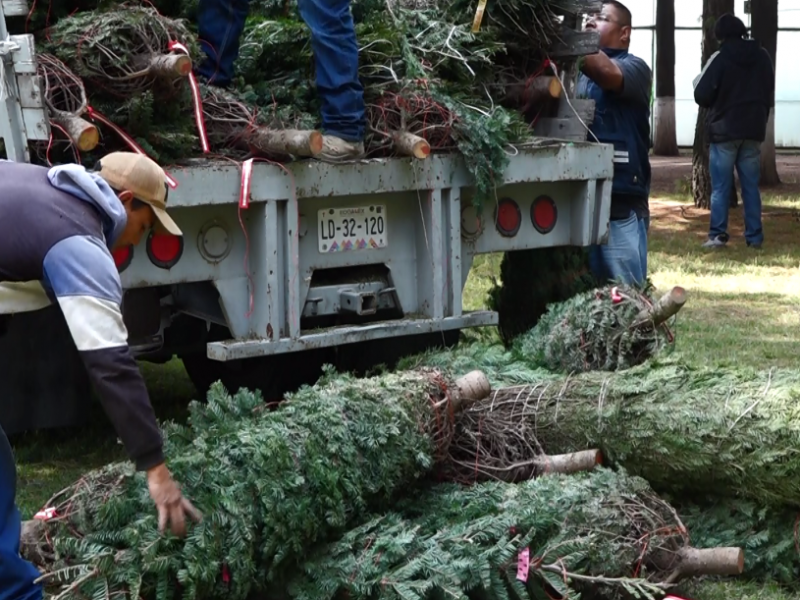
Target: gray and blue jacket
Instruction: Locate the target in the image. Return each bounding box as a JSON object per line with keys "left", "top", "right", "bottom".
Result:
{"left": 0, "top": 160, "right": 163, "bottom": 471}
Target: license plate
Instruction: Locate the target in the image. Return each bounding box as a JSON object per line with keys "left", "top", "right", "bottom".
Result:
{"left": 318, "top": 205, "right": 387, "bottom": 253}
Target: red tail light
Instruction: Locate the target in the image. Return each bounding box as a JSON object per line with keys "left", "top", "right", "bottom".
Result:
{"left": 531, "top": 195, "right": 557, "bottom": 234}
{"left": 147, "top": 231, "right": 184, "bottom": 269}
{"left": 112, "top": 245, "right": 133, "bottom": 272}
{"left": 495, "top": 198, "right": 521, "bottom": 237}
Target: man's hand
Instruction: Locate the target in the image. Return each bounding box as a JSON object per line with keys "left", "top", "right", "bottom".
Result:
{"left": 147, "top": 462, "right": 202, "bottom": 537}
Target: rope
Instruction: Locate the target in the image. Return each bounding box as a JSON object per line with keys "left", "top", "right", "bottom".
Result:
{"left": 0, "top": 38, "right": 21, "bottom": 102}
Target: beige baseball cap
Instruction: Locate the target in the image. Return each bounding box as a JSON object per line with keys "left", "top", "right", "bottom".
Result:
{"left": 94, "top": 152, "right": 182, "bottom": 236}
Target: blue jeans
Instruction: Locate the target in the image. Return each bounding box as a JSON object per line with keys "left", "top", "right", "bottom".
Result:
{"left": 196, "top": 0, "right": 366, "bottom": 141}
{"left": 0, "top": 425, "right": 42, "bottom": 600}
{"left": 709, "top": 140, "right": 764, "bottom": 246}
{"left": 590, "top": 210, "right": 649, "bottom": 286}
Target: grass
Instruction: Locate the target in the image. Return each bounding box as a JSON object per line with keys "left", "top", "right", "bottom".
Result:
{"left": 11, "top": 185, "right": 800, "bottom": 600}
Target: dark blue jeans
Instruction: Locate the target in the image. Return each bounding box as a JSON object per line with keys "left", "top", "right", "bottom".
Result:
{"left": 709, "top": 139, "right": 764, "bottom": 246}
{"left": 589, "top": 210, "right": 649, "bottom": 287}
{"left": 0, "top": 424, "right": 42, "bottom": 600}
{"left": 196, "top": 0, "right": 366, "bottom": 141}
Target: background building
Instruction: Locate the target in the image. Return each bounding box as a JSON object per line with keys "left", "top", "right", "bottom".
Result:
{"left": 622, "top": 0, "right": 798, "bottom": 147}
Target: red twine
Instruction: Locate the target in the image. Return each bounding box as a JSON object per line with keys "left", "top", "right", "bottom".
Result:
{"left": 168, "top": 40, "right": 210, "bottom": 154}
{"left": 239, "top": 158, "right": 254, "bottom": 209}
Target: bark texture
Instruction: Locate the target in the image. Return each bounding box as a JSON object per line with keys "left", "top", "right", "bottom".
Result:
{"left": 751, "top": 0, "right": 780, "bottom": 186}
{"left": 692, "top": 0, "right": 738, "bottom": 209}
{"left": 654, "top": 0, "right": 678, "bottom": 155}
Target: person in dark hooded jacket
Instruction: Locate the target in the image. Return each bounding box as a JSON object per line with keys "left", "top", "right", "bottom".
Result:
{"left": 693, "top": 13, "right": 775, "bottom": 249}
{"left": 0, "top": 153, "right": 201, "bottom": 600}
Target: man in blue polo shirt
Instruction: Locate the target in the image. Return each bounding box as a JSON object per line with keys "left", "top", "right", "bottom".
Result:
{"left": 577, "top": 0, "right": 652, "bottom": 286}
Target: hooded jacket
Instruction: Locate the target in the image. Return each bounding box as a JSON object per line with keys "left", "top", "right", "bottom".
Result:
{"left": 693, "top": 37, "right": 775, "bottom": 144}
{"left": 0, "top": 160, "right": 163, "bottom": 472}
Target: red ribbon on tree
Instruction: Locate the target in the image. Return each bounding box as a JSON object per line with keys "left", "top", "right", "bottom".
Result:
{"left": 239, "top": 158, "right": 254, "bottom": 209}
{"left": 168, "top": 41, "right": 210, "bottom": 154}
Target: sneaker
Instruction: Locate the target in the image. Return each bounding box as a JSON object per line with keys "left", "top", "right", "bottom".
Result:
{"left": 318, "top": 135, "right": 365, "bottom": 163}
{"left": 747, "top": 241, "right": 763, "bottom": 249}
{"left": 702, "top": 235, "right": 728, "bottom": 249}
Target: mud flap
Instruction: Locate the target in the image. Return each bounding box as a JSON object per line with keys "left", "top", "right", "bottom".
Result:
{"left": 0, "top": 308, "right": 93, "bottom": 435}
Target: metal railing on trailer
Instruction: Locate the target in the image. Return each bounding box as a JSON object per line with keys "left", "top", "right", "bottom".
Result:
{"left": 0, "top": 0, "right": 50, "bottom": 162}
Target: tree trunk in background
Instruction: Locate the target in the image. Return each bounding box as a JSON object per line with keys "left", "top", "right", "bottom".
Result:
{"left": 692, "top": 0, "right": 737, "bottom": 209}
{"left": 654, "top": 0, "right": 678, "bottom": 156}
{"left": 751, "top": 0, "right": 780, "bottom": 186}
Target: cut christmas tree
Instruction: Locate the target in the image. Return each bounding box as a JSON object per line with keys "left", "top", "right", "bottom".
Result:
{"left": 286, "top": 468, "right": 745, "bottom": 600}
{"left": 677, "top": 499, "right": 800, "bottom": 585}
{"left": 404, "top": 283, "right": 685, "bottom": 388}
{"left": 460, "top": 360, "right": 800, "bottom": 508}
{"left": 518, "top": 283, "right": 686, "bottom": 373}
{"left": 23, "top": 366, "right": 491, "bottom": 600}
{"left": 6, "top": 0, "right": 602, "bottom": 207}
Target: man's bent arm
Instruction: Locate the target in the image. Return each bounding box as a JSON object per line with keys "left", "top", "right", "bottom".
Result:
{"left": 581, "top": 52, "right": 624, "bottom": 92}
{"left": 42, "top": 235, "right": 164, "bottom": 471}
{"left": 582, "top": 52, "right": 651, "bottom": 106}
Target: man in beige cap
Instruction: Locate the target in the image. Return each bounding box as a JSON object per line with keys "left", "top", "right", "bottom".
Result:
{"left": 0, "top": 152, "right": 200, "bottom": 600}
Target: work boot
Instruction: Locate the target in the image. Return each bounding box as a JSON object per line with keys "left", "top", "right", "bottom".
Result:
{"left": 318, "top": 135, "right": 365, "bottom": 163}
{"left": 701, "top": 235, "right": 728, "bottom": 249}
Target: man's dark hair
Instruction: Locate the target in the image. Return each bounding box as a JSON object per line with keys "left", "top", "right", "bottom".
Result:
{"left": 603, "top": 0, "right": 632, "bottom": 27}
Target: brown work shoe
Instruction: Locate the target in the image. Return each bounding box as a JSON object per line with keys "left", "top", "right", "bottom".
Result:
{"left": 318, "top": 135, "right": 365, "bottom": 162}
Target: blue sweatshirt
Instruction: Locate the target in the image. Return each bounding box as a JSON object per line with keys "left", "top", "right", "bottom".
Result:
{"left": 0, "top": 160, "right": 163, "bottom": 471}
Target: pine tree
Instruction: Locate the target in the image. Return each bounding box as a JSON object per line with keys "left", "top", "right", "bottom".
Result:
{"left": 30, "top": 367, "right": 489, "bottom": 600}
{"left": 488, "top": 247, "right": 599, "bottom": 346}
{"left": 678, "top": 499, "right": 800, "bottom": 585}
{"left": 465, "top": 360, "right": 800, "bottom": 509}
{"left": 285, "top": 468, "right": 743, "bottom": 600}
{"left": 518, "top": 283, "right": 683, "bottom": 373}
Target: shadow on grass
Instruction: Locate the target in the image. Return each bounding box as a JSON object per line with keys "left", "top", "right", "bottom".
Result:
{"left": 12, "top": 358, "right": 197, "bottom": 518}
{"left": 648, "top": 197, "right": 800, "bottom": 271}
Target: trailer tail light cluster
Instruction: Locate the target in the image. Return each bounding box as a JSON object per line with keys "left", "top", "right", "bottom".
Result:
{"left": 147, "top": 231, "right": 184, "bottom": 269}
{"left": 112, "top": 246, "right": 133, "bottom": 272}
{"left": 531, "top": 195, "right": 557, "bottom": 234}
{"left": 112, "top": 231, "right": 184, "bottom": 273}
{"left": 490, "top": 196, "right": 557, "bottom": 238}
{"left": 494, "top": 198, "right": 522, "bottom": 237}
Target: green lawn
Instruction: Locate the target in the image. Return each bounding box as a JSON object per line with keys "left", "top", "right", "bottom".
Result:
{"left": 12, "top": 189, "right": 800, "bottom": 600}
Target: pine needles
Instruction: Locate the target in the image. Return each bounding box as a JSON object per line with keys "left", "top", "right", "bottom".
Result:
{"left": 32, "top": 367, "right": 490, "bottom": 600}
{"left": 520, "top": 283, "right": 681, "bottom": 373}
{"left": 285, "top": 467, "right": 731, "bottom": 600}
{"left": 12, "top": 0, "right": 596, "bottom": 207}
{"left": 474, "top": 361, "right": 800, "bottom": 509}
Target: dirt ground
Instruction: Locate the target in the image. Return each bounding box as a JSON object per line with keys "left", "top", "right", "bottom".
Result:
{"left": 649, "top": 151, "right": 800, "bottom": 196}
{"left": 648, "top": 152, "right": 800, "bottom": 243}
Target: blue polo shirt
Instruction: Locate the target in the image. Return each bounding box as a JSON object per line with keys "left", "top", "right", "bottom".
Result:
{"left": 577, "top": 48, "right": 652, "bottom": 220}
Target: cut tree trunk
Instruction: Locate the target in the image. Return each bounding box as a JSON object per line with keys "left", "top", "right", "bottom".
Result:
{"left": 632, "top": 285, "right": 687, "bottom": 328}
{"left": 692, "top": 0, "right": 738, "bottom": 209}
{"left": 148, "top": 53, "right": 193, "bottom": 79}
{"left": 654, "top": 0, "right": 678, "bottom": 156}
{"left": 51, "top": 112, "right": 99, "bottom": 151}
{"left": 751, "top": 0, "right": 780, "bottom": 186}
{"left": 248, "top": 128, "right": 323, "bottom": 157}
{"left": 391, "top": 130, "right": 431, "bottom": 159}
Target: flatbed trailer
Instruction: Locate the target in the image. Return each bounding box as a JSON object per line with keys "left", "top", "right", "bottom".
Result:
{"left": 0, "top": 0, "right": 614, "bottom": 433}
